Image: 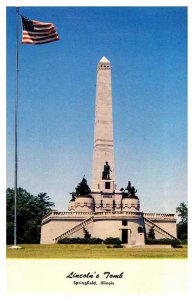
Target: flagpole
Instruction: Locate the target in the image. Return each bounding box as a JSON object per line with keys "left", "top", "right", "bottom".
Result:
{"left": 10, "top": 6, "right": 21, "bottom": 249}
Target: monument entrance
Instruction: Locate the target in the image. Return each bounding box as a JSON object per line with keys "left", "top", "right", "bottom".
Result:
{"left": 122, "top": 229, "right": 128, "bottom": 244}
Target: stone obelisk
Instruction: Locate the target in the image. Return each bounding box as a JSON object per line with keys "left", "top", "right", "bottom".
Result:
{"left": 92, "top": 56, "right": 115, "bottom": 190}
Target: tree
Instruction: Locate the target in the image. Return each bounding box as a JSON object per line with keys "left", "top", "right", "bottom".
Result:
{"left": 83, "top": 227, "right": 91, "bottom": 239}
{"left": 176, "top": 202, "right": 188, "bottom": 242}
{"left": 176, "top": 202, "right": 188, "bottom": 223}
{"left": 6, "top": 188, "right": 54, "bottom": 244}
{"left": 147, "top": 227, "right": 155, "bottom": 239}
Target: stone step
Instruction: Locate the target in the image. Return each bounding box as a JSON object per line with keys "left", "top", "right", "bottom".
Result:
{"left": 123, "top": 244, "right": 172, "bottom": 249}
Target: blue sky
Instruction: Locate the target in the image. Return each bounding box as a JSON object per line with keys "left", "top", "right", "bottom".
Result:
{"left": 6, "top": 6, "right": 187, "bottom": 213}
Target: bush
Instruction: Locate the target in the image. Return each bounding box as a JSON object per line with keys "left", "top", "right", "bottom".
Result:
{"left": 83, "top": 228, "right": 91, "bottom": 239}
{"left": 88, "top": 238, "right": 103, "bottom": 244}
{"left": 180, "top": 239, "right": 188, "bottom": 245}
{"left": 58, "top": 237, "right": 103, "bottom": 244}
{"left": 113, "top": 244, "right": 123, "bottom": 248}
{"left": 106, "top": 244, "right": 123, "bottom": 248}
{"left": 145, "top": 238, "right": 181, "bottom": 248}
{"left": 103, "top": 237, "right": 122, "bottom": 245}
{"left": 174, "top": 245, "right": 183, "bottom": 248}
{"left": 147, "top": 227, "right": 155, "bottom": 239}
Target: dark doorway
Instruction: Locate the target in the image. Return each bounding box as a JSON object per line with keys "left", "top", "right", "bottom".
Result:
{"left": 122, "top": 229, "right": 128, "bottom": 244}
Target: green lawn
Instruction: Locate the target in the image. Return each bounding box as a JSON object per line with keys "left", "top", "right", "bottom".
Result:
{"left": 6, "top": 244, "right": 187, "bottom": 259}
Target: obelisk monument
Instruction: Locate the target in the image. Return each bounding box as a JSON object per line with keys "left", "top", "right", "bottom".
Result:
{"left": 92, "top": 57, "right": 115, "bottom": 190}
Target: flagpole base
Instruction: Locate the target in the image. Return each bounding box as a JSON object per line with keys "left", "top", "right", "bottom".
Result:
{"left": 8, "top": 245, "right": 22, "bottom": 249}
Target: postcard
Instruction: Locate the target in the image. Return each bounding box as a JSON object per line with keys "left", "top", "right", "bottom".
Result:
{"left": 2, "top": 0, "right": 191, "bottom": 297}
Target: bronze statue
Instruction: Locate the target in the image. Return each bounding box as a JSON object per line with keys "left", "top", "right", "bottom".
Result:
{"left": 70, "top": 191, "right": 76, "bottom": 201}
{"left": 130, "top": 186, "right": 137, "bottom": 197}
{"left": 122, "top": 181, "right": 138, "bottom": 199}
{"left": 102, "top": 161, "right": 112, "bottom": 179}
{"left": 125, "top": 181, "right": 132, "bottom": 193}
{"left": 75, "top": 176, "right": 91, "bottom": 197}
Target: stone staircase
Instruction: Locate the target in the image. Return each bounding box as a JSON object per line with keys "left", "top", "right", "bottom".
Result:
{"left": 54, "top": 215, "right": 94, "bottom": 243}
{"left": 143, "top": 216, "right": 179, "bottom": 240}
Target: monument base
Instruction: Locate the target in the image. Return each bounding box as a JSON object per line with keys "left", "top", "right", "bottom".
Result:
{"left": 8, "top": 245, "right": 22, "bottom": 249}
{"left": 40, "top": 210, "right": 177, "bottom": 245}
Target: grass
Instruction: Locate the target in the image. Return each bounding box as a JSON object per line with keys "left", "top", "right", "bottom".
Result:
{"left": 7, "top": 244, "right": 188, "bottom": 259}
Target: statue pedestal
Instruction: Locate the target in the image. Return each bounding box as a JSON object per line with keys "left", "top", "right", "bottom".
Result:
{"left": 122, "top": 197, "right": 140, "bottom": 211}
{"left": 74, "top": 196, "right": 94, "bottom": 212}
{"left": 100, "top": 179, "right": 115, "bottom": 193}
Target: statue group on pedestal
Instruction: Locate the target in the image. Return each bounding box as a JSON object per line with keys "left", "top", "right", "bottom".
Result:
{"left": 69, "top": 169, "right": 138, "bottom": 201}
{"left": 70, "top": 176, "right": 91, "bottom": 200}
{"left": 121, "top": 181, "right": 138, "bottom": 199}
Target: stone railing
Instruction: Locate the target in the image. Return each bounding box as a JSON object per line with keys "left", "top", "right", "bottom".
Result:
{"left": 94, "top": 211, "right": 142, "bottom": 217}
{"left": 52, "top": 211, "right": 94, "bottom": 216}
{"left": 42, "top": 210, "right": 176, "bottom": 224}
{"left": 94, "top": 212, "right": 142, "bottom": 220}
{"left": 41, "top": 211, "right": 94, "bottom": 224}
{"left": 143, "top": 213, "right": 176, "bottom": 220}
{"left": 42, "top": 210, "right": 143, "bottom": 223}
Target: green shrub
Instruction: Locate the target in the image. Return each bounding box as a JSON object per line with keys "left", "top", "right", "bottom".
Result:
{"left": 83, "top": 228, "right": 91, "bottom": 239}
{"left": 171, "top": 239, "right": 181, "bottom": 248}
{"left": 88, "top": 238, "right": 103, "bottom": 244}
{"left": 58, "top": 237, "right": 103, "bottom": 244}
{"left": 145, "top": 238, "right": 181, "bottom": 247}
{"left": 113, "top": 244, "right": 123, "bottom": 248}
{"left": 103, "top": 237, "right": 122, "bottom": 245}
{"left": 180, "top": 239, "right": 188, "bottom": 245}
{"left": 147, "top": 227, "right": 155, "bottom": 239}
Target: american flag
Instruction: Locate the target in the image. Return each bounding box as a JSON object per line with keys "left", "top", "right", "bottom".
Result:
{"left": 21, "top": 15, "right": 60, "bottom": 45}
